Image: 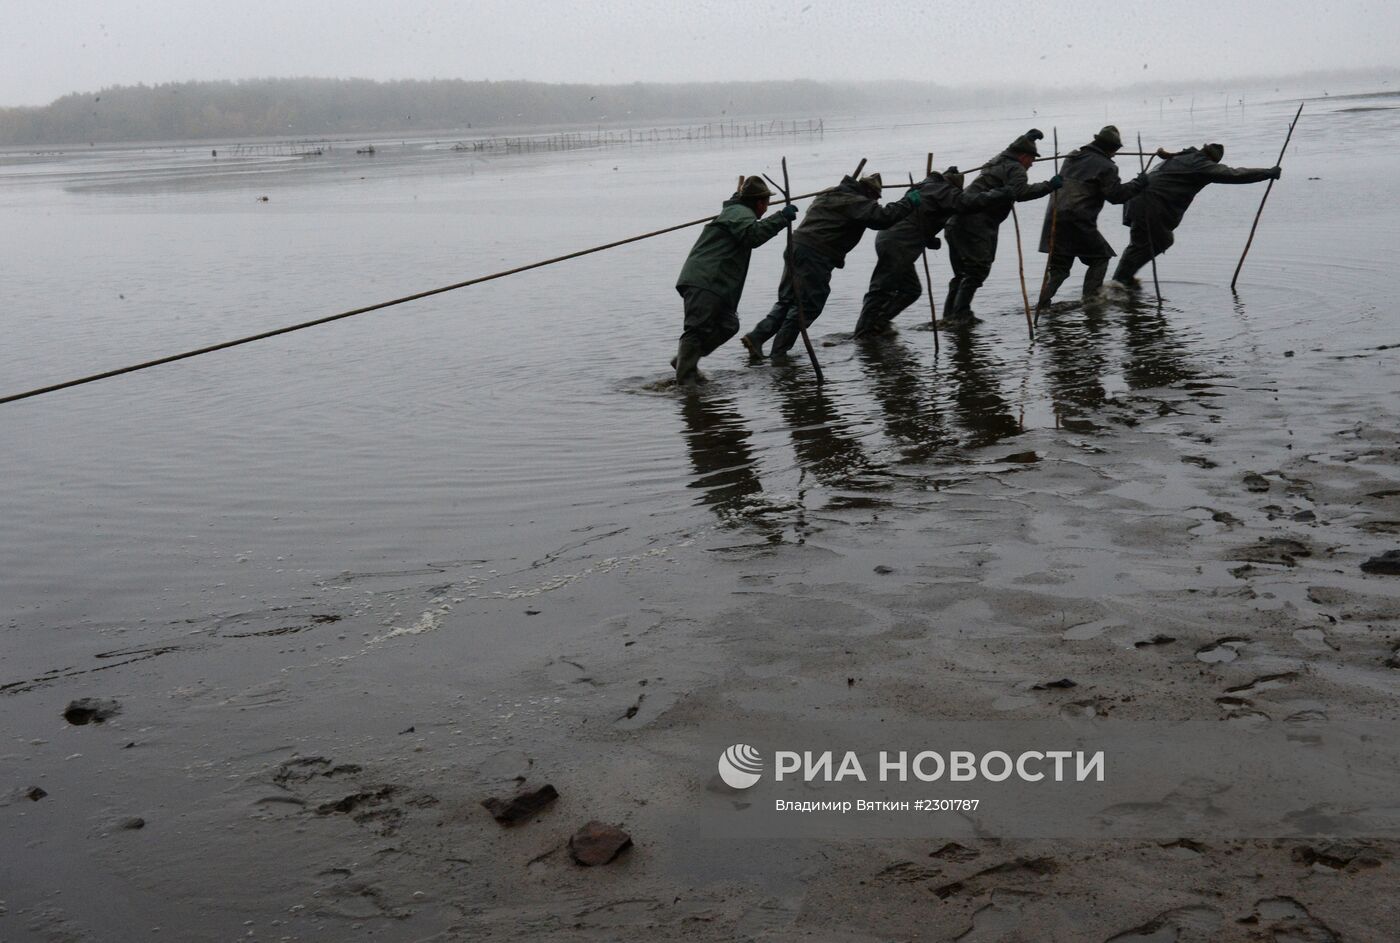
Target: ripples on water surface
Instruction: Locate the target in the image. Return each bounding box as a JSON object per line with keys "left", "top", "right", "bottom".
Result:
{"left": 1, "top": 91, "right": 1397, "bottom": 680}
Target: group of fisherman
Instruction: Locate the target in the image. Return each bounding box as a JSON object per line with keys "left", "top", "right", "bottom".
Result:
{"left": 672, "top": 125, "right": 1282, "bottom": 384}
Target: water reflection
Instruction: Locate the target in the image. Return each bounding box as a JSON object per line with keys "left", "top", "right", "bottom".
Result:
{"left": 1119, "top": 298, "right": 1204, "bottom": 391}
{"left": 854, "top": 336, "right": 954, "bottom": 464}
{"left": 1039, "top": 306, "right": 1112, "bottom": 428}
{"left": 769, "top": 367, "right": 884, "bottom": 490}
{"left": 677, "top": 392, "right": 767, "bottom": 524}
{"left": 945, "top": 329, "right": 1023, "bottom": 448}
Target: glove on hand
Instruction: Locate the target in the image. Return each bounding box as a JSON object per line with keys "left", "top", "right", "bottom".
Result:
{"left": 780, "top": 204, "right": 799, "bottom": 221}
{"left": 1048, "top": 174, "right": 1064, "bottom": 190}
{"left": 904, "top": 188, "right": 922, "bottom": 207}
{"left": 1269, "top": 166, "right": 1282, "bottom": 180}
{"left": 929, "top": 236, "right": 942, "bottom": 250}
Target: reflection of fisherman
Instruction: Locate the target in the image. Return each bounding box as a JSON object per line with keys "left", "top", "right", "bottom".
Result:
{"left": 742, "top": 173, "right": 919, "bottom": 359}
{"left": 1037, "top": 125, "right": 1147, "bottom": 307}
{"left": 1113, "top": 143, "right": 1279, "bottom": 288}
{"left": 854, "top": 338, "right": 952, "bottom": 464}
{"left": 943, "top": 129, "right": 1062, "bottom": 324}
{"left": 678, "top": 394, "right": 766, "bottom": 523}
{"left": 1039, "top": 306, "right": 1111, "bottom": 425}
{"left": 673, "top": 176, "right": 795, "bottom": 383}
{"left": 770, "top": 370, "right": 880, "bottom": 487}
{"left": 946, "top": 332, "right": 1022, "bottom": 448}
{"left": 855, "top": 167, "right": 1013, "bottom": 339}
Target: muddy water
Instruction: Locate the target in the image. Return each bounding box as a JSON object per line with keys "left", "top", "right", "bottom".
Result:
{"left": 3, "top": 88, "right": 1399, "bottom": 941}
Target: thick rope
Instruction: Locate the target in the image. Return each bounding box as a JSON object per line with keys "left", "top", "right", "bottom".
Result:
{"left": 1, "top": 189, "right": 828, "bottom": 405}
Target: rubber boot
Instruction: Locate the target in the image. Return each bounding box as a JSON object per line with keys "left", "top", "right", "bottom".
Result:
{"left": 944, "top": 278, "right": 960, "bottom": 319}
{"left": 674, "top": 337, "right": 705, "bottom": 385}
{"left": 1082, "top": 261, "right": 1109, "bottom": 299}
{"left": 1038, "top": 271, "right": 1069, "bottom": 310}
{"left": 948, "top": 283, "right": 980, "bottom": 325}
{"left": 852, "top": 307, "right": 882, "bottom": 340}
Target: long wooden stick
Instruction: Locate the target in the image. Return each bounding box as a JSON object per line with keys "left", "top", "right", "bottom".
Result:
{"left": 1035, "top": 126, "right": 1060, "bottom": 322}
{"left": 1011, "top": 205, "right": 1034, "bottom": 338}
{"left": 1138, "top": 132, "right": 1162, "bottom": 304}
{"left": 772, "top": 158, "right": 824, "bottom": 383}
{"left": 915, "top": 158, "right": 939, "bottom": 354}
{"left": 1231, "top": 101, "right": 1304, "bottom": 290}
{"left": 852, "top": 158, "right": 867, "bottom": 179}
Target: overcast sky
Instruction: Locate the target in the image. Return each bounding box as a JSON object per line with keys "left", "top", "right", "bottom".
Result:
{"left": 4, "top": 0, "right": 1397, "bottom": 106}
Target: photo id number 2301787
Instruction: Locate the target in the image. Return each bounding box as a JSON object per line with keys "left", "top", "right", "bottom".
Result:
{"left": 914, "top": 799, "right": 980, "bottom": 812}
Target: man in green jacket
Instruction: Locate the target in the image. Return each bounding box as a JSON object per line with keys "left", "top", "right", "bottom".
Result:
{"left": 673, "top": 176, "right": 796, "bottom": 383}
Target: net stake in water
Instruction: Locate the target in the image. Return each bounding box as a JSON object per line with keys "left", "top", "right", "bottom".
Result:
{"left": 1231, "top": 101, "right": 1304, "bottom": 290}
{"left": 764, "top": 158, "right": 825, "bottom": 383}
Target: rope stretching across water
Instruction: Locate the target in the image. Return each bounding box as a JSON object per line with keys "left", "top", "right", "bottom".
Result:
{"left": 1, "top": 190, "right": 837, "bottom": 406}
{"left": 0, "top": 148, "right": 1140, "bottom": 406}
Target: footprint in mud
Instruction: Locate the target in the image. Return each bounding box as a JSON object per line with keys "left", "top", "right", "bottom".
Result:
{"left": 1195, "top": 638, "right": 1249, "bottom": 664}
{"left": 933, "top": 856, "right": 1057, "bottom": 901}
{"left": 956, "top": 888, "right": 1041, "bottom": 942}
{"left": 1060, "top": 697, "right": 1111, "bottom": 719}
{"left": 263, "top": 756, "right": 424, "bottom": 837}
{"left": 1241, "top": 897, "right": 1339, "bottom": 943}
{"left": 1106, "top": 905, "right": 1223, "bottom": 942}
{"left": 1229, "top": 537, "right": 1312, "bottom": 567}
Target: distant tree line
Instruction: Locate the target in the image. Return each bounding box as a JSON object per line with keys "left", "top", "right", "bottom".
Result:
{"left": 0, "top": 77, "right": 954, "bottom": 146}
{"left": 1, "top": 70, "right": 1391, "bottom": 146}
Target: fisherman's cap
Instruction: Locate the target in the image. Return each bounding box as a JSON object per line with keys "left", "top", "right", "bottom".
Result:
{"left": 858, "top": 172, "right": 884, "bottom": 194}
{"left": 1093, "top": 125, "right": 1124, "bottom": 151}
{"left": 1202, "top": 142, "right": 1225, "bottom": 162}
{"left": 739, "top": 175, "right": 774, "bottom": 198}
{"left": 1008, "top": 128, "right": 1044, "bottom": 157}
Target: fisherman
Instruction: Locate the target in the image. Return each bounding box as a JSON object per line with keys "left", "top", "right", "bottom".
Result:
{"left": 1112, "top": 142, "right": 1280, "bottom": 287}
{"left": 672, "top": 176, "right": 797, "bottom": 383}
{"left": 1036, "top": 125, "right": 1148, "bottom": 307}
{"left": 854, "top": 166, "right": 1015, "bottom": 338}
{"left": 740, "top": 172, "right": 919, "bottom": 359}
{"left": 943, "top": 129, "right": 1063, "bottom": 325}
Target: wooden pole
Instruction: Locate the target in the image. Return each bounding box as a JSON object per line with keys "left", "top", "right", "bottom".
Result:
{"left": 1035, "top": 126, "right": 1060, "bottom": 322}
{"left": 766, "top": 159, "right": 825, "bottom": 383}
{"left": 1138, "top": 132, "right": 1162, "bottom": 304}
{"left": 852, "top": 158, "right": 867, "bottom": 179}
{"left": 918, "top": 155, "right": 939, "bottom": 354}
{"left": 1011, "top": 205, "right": 1034, "bottom": 338}
{"left": 1231, "top": 101, "right": 1304, "bottom": 290}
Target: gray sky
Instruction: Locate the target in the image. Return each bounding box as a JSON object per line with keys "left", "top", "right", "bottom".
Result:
{"left": 4, "top": 0, "right": 1397, "bottom": 107}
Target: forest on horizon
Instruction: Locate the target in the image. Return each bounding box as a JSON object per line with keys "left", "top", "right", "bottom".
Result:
{"left": 0, "top": 71, "right": 1389, "bottom": 147}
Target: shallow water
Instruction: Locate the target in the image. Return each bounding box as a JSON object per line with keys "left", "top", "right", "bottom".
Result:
{"left": 3, "top": 87, "right": 1399, "bottom": 940}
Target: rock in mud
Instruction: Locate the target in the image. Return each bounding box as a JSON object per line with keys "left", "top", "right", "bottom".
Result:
{"left": 1031, "top": 678, "right": 1077, "bottom": 690}
{"left": 63, "top": 698, "right": 121, "bottom": 726}
{"left": 568, "top": 820, "right": 632, "bottom": 866}
{"left": 873, "top": 565, "right": 895, "bottom": 575}
{"left": 116, "top": 816, "right": 146, "bottom": 830}
{"left": 481, "top": 783, "right": 559, "bottom": 826}
{"left": 1001, "top": 451, "right": 1039, "bottom": 464}
{"left": 1360, "top": 549, "right": 1400, "bottom": 575}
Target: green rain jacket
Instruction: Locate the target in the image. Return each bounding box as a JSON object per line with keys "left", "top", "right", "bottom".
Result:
{"left": 676, "top": 196, "right": 790, "bottom": 309}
